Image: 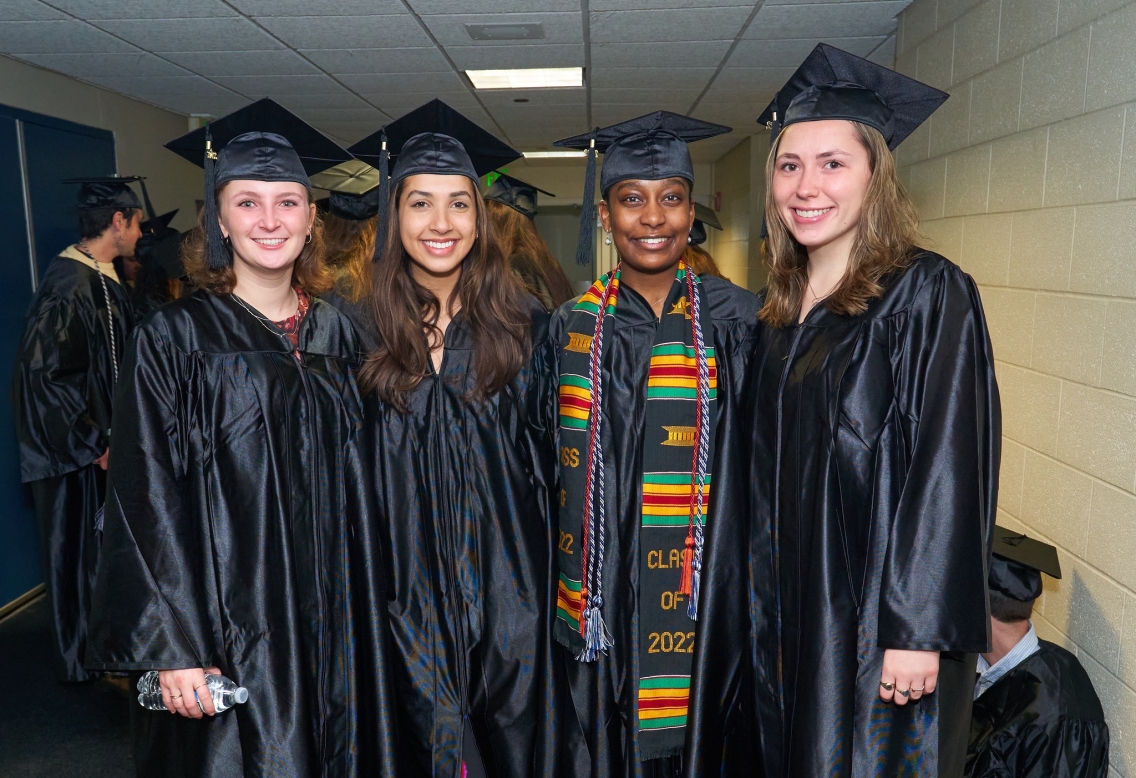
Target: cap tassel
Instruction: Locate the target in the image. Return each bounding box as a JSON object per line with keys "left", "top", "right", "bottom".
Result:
{"left": 373, "top": 131, "right": 390, "bottom": 264}
{"left": 203, "top": 127, "right": 230, "bottom": 270}
{"left": 574, "top": 132, "right": 598, "bottom": 267}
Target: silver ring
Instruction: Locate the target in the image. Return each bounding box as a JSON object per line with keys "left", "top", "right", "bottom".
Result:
{"left": 879, "top": 681, "right": 894, "bottom": 691}
{"left": 911, "top": 686, "right": 925, "bottom": 692}
{"left": 896, "top": 688, "right": 910, "bottom": 697}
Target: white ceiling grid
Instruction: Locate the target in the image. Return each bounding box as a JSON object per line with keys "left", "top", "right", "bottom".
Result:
{"left": 0, "top": 0, "right": 909, "bottom": 163}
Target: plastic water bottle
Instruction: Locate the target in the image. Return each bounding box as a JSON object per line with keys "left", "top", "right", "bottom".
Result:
{"left": 136, "top": 671, "right": 249, "bottom": 713}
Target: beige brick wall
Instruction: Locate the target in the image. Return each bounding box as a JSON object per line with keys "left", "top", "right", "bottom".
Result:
{"left": 895, "top": 1, "right": 1136, "bottom": 774}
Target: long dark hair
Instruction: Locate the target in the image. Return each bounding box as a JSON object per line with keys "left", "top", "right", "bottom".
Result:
{"left": 359, "top": 177, "right": 532, "bottom": 410}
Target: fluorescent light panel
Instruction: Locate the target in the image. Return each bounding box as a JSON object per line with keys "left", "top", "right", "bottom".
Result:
{"left": 523, "top": 151, "right": 587, "bottom": 159}
{"left": 466, "top": 67, "right": 583, "bottom": 90}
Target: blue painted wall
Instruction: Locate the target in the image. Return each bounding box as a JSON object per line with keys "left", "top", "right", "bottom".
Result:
{"left": 0, "top": 103, "right": 115, "bottom": 609}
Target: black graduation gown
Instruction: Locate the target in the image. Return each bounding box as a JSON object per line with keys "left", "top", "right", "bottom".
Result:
{"left": 966, "top": 641, "right": 1110, "bottom": 778}
{"left": 371, "top": 300, "right": 559, "bottom": 778}
{"left": 85, "top": 291, "right": 397, "bottom": 778}
{"left": 11, "top": 251, "right": 135, "bottom": 682}
{"left": 723, "top": 252, "right": 1001, "bottom": 777}
{"left": 546, "top": 276, "right": 762, "bottom": 776}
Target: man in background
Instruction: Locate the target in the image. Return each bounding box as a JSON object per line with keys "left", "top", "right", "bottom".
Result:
{"left": 11, "top": 177, "right": 139, "bottom": 682}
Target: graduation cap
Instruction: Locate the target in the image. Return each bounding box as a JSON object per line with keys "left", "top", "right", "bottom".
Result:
{"left": 310, "top": 159, "right": 380, "bottom": 196}
{"left": 348, "top": 99, "right": 522, "bottom": 261}
{"left": 165, "top": 98, "right": 352, "bottom": 269}
{"left": 63, "top": 175, "right": 145, "bottom": 212}
{"left": 690, "top": 202, "right": 722, "bottom": 246}
{"left": 140, "top": 208, "right": 178, "bottom": 236}
{"left": 484, "top": 172, "right": 555, "bottom": 219}
{"left": 989, "top": 526, "right": 1062, "bottom": 603}
{"left": 758, "top": 43, "right": 948, "bottom": 151}
{"left": 326, "top": 188, "right": 382, "bottom": 222}
{"left": 554, "top": 111, "right": 731, "bottom": 266}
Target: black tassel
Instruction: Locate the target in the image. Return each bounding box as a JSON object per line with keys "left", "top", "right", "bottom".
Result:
{"left": 203, "top": 125, "right": 230, "bottom": 270}
{"left": 760, "top": 111, "right": 781, "bottom": 240}
{"left": 575, "top": 131, "right": 598, "bottom": 267}
{"left": 372, "top": 130, "right": 390, "bottom": 264}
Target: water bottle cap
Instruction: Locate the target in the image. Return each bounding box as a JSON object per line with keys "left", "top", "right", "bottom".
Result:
{"left": 234, "top": 687, "right": 249, "bottom": 704}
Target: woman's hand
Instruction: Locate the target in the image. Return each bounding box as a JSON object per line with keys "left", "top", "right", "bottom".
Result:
{"left": 157, "top": 667, "right": 222, "bottom": 718}
{"left": 879, "top": 649, "right": 938, "bottom": 706}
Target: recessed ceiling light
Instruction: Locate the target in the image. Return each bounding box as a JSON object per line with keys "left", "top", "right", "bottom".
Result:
{"left": 466, "top": 67, "right": 583, "bottom": 90}
{"left": 523, "top": 151, "right": 587, "bottom": 159}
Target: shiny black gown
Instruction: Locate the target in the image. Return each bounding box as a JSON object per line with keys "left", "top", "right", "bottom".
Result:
{"left": 86, "top": 290, "right": 396, "bottom": 778}
{"left": 546, "top": 276, "right": 763, "bottom": 776}
{"left": 371, "top": 300, "right": 559, "bottom": 778}
{"left": 967, "top": 640, "right": 1110, "bottom": 777}
{"left": 11, "top": 252, "right": 134, "bottom": 682}
{"left": 694, "top": 253, "right": 1001, "bottom": 777}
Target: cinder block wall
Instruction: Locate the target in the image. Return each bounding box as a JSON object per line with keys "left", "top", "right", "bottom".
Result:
{"left": 894, "top": 1, "right": 1136, "bottom": 774}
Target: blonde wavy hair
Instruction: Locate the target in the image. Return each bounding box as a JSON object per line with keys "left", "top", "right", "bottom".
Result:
{"left": 759, "top": 121, "right": 922, "bottom": 327}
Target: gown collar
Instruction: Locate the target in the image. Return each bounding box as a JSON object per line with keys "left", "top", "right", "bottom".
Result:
{"left": 974, "top": 621, "right": 1040, "bottom": 699}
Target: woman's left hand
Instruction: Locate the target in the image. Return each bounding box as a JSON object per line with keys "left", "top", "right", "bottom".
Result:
{"left": 879, "top": 649, "right": 938, "bottom": 706}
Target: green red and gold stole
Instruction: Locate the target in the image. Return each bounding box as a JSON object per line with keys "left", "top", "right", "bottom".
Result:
{"left": 554, "top": 261, "right": 717, "bottom": 759}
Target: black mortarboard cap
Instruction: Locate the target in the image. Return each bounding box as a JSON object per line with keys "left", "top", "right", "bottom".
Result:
{"left": 690, "top": 203, "right": 723, "bottom": 246}
{"left": 758, "top": 43, "right": 948, "bottom": 151}
{"left": 165, "top": 98, "right": 351, "bottom": 269}
{"left": 485, "top": 172, "right": 555, "bottom": 219}
{"left": 310, "top": 159, "right": 380, "bottom": 196}
{"left": 555, "top": 111, "right": 731, "bottom": 266}
{"left": 988, "top": 525, "right": 1062, "bottom": 603}
{"left": 348, "top": 99, "right": 521, "bottom": 262}
{"left": 63, "top": 176, "right": 144, "bottom": 212}
{"left": 326, "top": 187, "right": 382, "bottom": 221}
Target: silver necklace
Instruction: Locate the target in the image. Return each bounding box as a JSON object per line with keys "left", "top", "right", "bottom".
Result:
{"left": 77, "top": 241, "right": 118, "bottom": 387}
{"left": 806, "top": 274, "right": 841, "bottom": 309}
{"left": 230, "top": 289, "right": 300, "bottom": 335}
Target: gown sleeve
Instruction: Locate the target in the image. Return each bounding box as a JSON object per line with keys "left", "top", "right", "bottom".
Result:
{"left": 86, "top": 320, "right": 217, "bottom": 671}
{"left": 878, "top": 264, "right": 1001, "bottom": 652}
{"left": 972, "top": 719, "right": 1111, "bottom": 778}
{"left": 13, "top": 289, "right": 105, "bottom": 479}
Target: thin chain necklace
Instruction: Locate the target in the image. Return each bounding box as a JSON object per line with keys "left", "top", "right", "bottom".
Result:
{"left": 76, "top": 241, "right": 118, "bottom": 387}
{"left": 230, "top": 288, "right": 300, "bottom": 335}
{"left": 806, "top": 273, "right": 842, "bottom": 310}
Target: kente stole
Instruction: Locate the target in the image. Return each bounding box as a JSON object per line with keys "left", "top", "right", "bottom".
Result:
{"left": 554, "top": 262, "right": 717, "bottom": 759}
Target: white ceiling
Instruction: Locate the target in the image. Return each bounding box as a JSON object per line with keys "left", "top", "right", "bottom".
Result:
{"left": 0, "top": 0, "right": 904, "bottom": 163}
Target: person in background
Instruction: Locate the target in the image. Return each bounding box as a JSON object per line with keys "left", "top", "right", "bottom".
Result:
{"left": 115, "top": 208, "right": 183, "bottom": 319}
{"left": 86, "top": 99, "right": 396, "bottom": 777}
{"left": 966, "top": 527, "right": 1109, "bottom": 778}
{"left": 11, "top": 176, "right": 141, "bottom": 683}
{"left": 349, "top": 99, "right": 560, "bottom": 778}
{"left": 316, "top": 185, "right": 379, "bottom": 351}
{"left": 551, "top": 112, "right": 762, "bottom": 775}
{"left": 681, "top": 203, "right": 727, "bottom": 280}
{"left": 692, "top": 44, "right": 1001, "bottom": 777}
{"left": 484, "top": 172, "right": 575, "bottom": 311}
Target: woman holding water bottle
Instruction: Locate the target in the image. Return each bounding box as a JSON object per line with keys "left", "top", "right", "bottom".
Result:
{"left": 86, "top": 100, "right": 397, "bottom": 777}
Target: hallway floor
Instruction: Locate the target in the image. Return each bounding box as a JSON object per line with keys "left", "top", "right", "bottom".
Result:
{"left": 0, "top": 597, "right": 133, "bottom": 777}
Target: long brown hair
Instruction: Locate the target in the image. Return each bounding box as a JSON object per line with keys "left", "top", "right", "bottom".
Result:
{"left": 682, "top": 244, "right": 727, "bottom": 281}
{"left": 182, "top": 184, "right": 333, "bottom": 296}
{"left": 322, "top": 211, "right": 375, "bottom": 303}
{"left": 485, "top": 199, "right": 575, "bottom": 310}
{"left": 358, "top": 178, "right": 532, "bottom": 410}
{"left": 759, "top": 121, "right": 921, "bottom": 327}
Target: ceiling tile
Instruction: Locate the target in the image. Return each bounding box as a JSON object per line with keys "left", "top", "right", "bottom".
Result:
{"left": 477, "top": 88, "right": 585, "bottom": 107}
{"left": 213, "top": 74, "right": 352, "bottom": 97}
{"left": 232, "top": 0, "right": 406, "bottom": 15}
{"left": 486, "top": 105, "right": 586, "bottom": 126}
{"left": 163, "top": 50, "right": 319, "bottom": 77}
{"left": 590, "top": 87, "right": 702, "bottom": 105}
{"left": 727, "top": 35, "right": 884, "bottom": 67}
{"left": 590, "top": 6, "right": 753, "bottom": 43}
{"left": 137, "top": 93, "right": 250, "bottom": 116}
{"left": 593, "top": 0, "right": 755, "bottom": 7}
{"left": 0, "top": 1, "right": 67, "bottom": 21}
{"left": 445, "top": 43, "right": 583, "bottom": 70}
{"left": 81, "top": 75, "right": 239, "bottom": 97}
{"left": 48, "top": 0, "right": 239, "bottom": 20}
{"left": 412, "top": 0, "right": 580, "bottom": 13}
{"left": 744, "top": 2, "right": 906, "bottom": 40}
{"left": 256, "top": 14, "right": 431, "bottom": 49}
{"left": 590, "top": 40, "right": 731, "bottom": 68}
{"left": 275, "top": 93, "right": 374, "bottom": 110}
{"left": 91, "top": 17, "right": 286, "bottom": 52}
{"left": 710, "top": 67, "right": 798, "bottom": 91}
{"left": 20, "top": 51, "right": 190, "bottom": 78}
{"left": 0, "top": 20, "right": 140, "bottom": 53}
{"left": 590, "top": 67, "right": 716, "bottom": 90}
{"left": 302, "top": 47, "right": 452, "bottom": 74}
{"left": 294, "top": 107, "right": 386, "bottom": 123}
{"left": 339, "top": 71, "right": 467, "bottom": 94}
{"left": 422, "top": 12, "right": 582, "bottom": 46}
{"left": 366, "top": 92, "right": 481, "bottom": 117}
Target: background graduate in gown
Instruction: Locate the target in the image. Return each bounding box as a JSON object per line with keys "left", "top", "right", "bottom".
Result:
{"left": 86, "top": 99, "right": 397, "bottom": 777}
{"left": 11, "top": 176, "right": 141, "bottom": 683}
{"left": 348, "top": 99, "right": 560, "bottom": 778}
{"left": 966, "top": 527, "right": 1109, "bottom": 777}
{"left": 551, "top": 112, "right": 762, "bottom": 777}
{"left": 693, "top": 44, "right": 1001, "bottom": 777}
